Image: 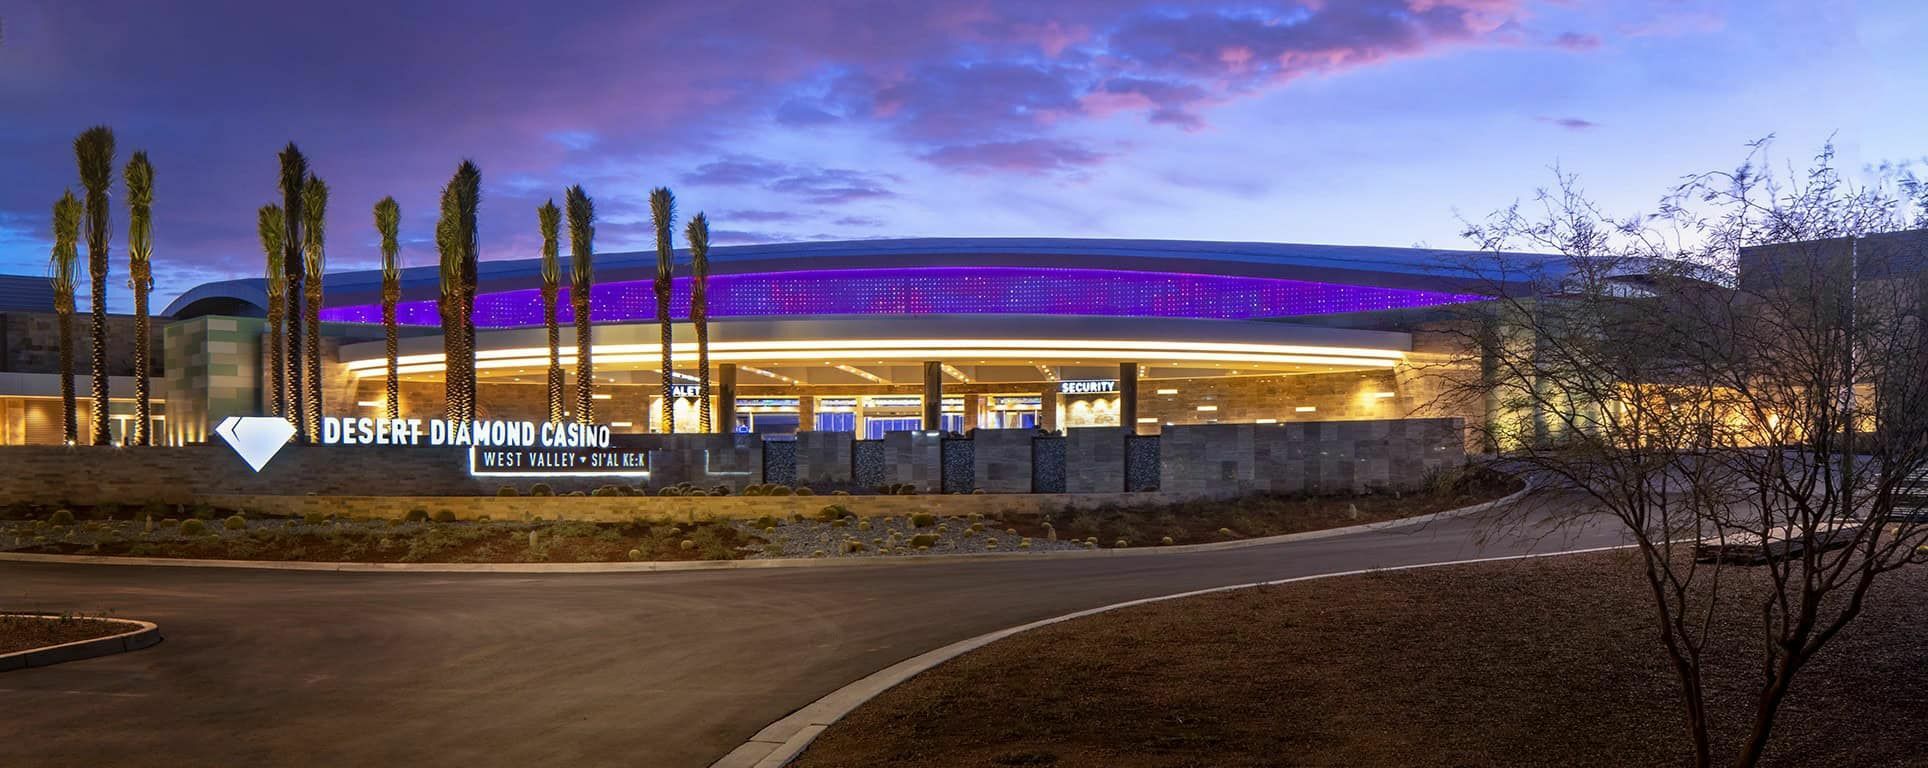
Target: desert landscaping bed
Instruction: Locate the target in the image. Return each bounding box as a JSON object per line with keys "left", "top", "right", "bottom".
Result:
{"left": 0, "top": 613, "right": 138, "bottom": 655}
{"left": 794, "top": 549, "right": 1928, "bottom": 768}
{"left": 0, "top": 469, "right": 1515, "bottom": 563}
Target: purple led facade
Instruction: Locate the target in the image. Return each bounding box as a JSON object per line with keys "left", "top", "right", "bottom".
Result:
{"left": 318, "top": 266, "right": 1486, "bottom": 328}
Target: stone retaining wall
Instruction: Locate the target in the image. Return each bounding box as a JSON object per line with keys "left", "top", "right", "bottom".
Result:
{"left": 200, "top": 490, "right": 1227, "bottom": 523}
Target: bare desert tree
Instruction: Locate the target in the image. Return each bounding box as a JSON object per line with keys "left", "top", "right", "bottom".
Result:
{"left": 1440, "top": 141, "right": 1928, "bottom": 768}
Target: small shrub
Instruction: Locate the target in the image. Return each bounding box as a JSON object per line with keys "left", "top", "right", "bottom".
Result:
{"left": 627, "top": 549, "right": 643, "bottom": 561}
{"left": 832, "top": 490, "right": 850, "bottom": 497}
{"left": 795, "top": 486, "right": 815, "bottom": 496}
{"left": 303, "top": 512, "right": 328, "bottom": 525}
{"left": 856, "top": 519, "right": 872, "bottom": 532}
{"left": 679, "top": 539, "right": 696, "bottom": 551}
{"left": 529, "top": 483, "right": 554, "bottom": 497}
{"left": 910, "top": 533, "right": 940, "bottom": 548}
{"left": 763, "top": 526, "right": 776, "bottom": 534}
{"left": 1160, "top": 536, "right": 1175, "bottom": 546}
{"left": 48, "top": 509, "right": 75, "bottom": 526}
{"left": 831, "top": 518, "right": 850, "bottom": 528}
{"left": 751, "top": 514, "right": 778, "bottom": 529}
{"left": 984, "top": 538, "right": 999, "bottom": 548}
{"left": 180, "top": 519, "right": 208, "bottom": 536}
{"left": 591, "top": 486, "right": 624, "bottom": 497}
{"left": 743, "top": 485, "right": 766, "bottom": 497}
{"left": 566, "top": 491, "right": 586, "bottom": 497}
{"left": 223, "top": 515, "right": 247, "bottom": 531}
{"left": 1018, "top": 539, "right": 1032, "bottom": 549}
{"left": 815, "top": 505, "right": 847, "bottom": 523}
{"left": 843, "top": 539, "right": 866, "bottom": 554}
{"left": 769, "top": 485, "right": 795, "bottom": 497}
{"left": 1114, "top": 539, "right": 1129, "bottom": 548}
{"left": 496, "top": 486, "right": 520, "bottom": 497}
{"left": 432, "top": 510, "right": 457, "bottom": 523}
{"left": 811, "top": 549, "right": 827, "bottom": 558}
{"left": 160, "top": 517, "right": 179, "bottom": 528}
{"left": 1217, "top": 527, "right": 1236, "bottom": 538}
{"left": 403, "top": 509, "right": 431, "bottom": 524}
{"left": 910, "top": 513, "right": 936, "bottom": 528}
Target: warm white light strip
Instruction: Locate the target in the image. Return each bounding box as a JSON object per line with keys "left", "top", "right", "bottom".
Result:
{"left": 344, "top": 337, "right": 1404, "bottom": 372}
{"left": 1196, "top": 405, "right": 1219, "bottom": 412}
{"left": 356, "top": 400, "right": 383, "bottom": 407}
{"left": 834, "top": 364, "right": 888, "bottom": 384}
{"left": 1155, "top": 388, "right": 1178, "bottom": 395}
{"left": 1295, "top": 406, "right": 1318, "bottom": 412}
{"left": 377, "top": 346, "right": 1402, "bottom": 378}
{"left": 1372, "top": 391, "right": 1397, "bottom": 399}
{"left": 940, "top": 362, "right": 973, "bottom": 383}
{"left": 1035, "top": 363, "right": 1057, "bottom": 381}
{"left": 592, "top": 394, "right": 612, "bottom": 400}
{"left": 738, "top": 365, "right": 799, "bottom": 384}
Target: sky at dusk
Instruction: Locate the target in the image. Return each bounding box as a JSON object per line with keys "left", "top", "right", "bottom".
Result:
{"left": 1, "top": 0, "right": 1924, "bottom": 311}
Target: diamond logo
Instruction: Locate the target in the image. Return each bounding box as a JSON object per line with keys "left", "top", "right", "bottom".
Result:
{"left": 214, "top": 416, "right": 297, "bottom": 472}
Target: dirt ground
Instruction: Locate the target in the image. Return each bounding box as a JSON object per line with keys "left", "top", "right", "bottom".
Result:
{"left": 795, "top": 550, "right": 1928, "bottom": 768}
{"left": 0, "top": 614, "right": 133, "bottom": 654}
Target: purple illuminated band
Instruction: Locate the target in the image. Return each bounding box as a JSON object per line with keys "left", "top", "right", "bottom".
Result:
{"left": 318, "top": 266, "right": 1485, "bottom": 328}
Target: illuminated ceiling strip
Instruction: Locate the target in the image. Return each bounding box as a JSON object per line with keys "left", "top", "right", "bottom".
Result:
{"left": 345, "top": 338, "right": 1404, "bottom": 372}
{"left": 940, "top": 362, "right": 973, "bottom": 383}
{"left": 834, "top": 364, "right": 889, "bottom": 384}
{"left": 375, "top": 348, "right": 1400, "bottom": 377}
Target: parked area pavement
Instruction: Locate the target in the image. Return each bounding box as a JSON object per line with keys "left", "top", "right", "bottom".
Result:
{"left": 0, "top": 496, "right": 1625, "bottom": 768}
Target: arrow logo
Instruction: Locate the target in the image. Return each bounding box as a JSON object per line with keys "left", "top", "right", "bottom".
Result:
{"left": 214, "top": 416, "right": 297, "bottom": 472}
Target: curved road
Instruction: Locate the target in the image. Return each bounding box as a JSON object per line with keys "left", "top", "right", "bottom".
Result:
{"left": 0, "top": 503, "right": 1621, "bottom": 768}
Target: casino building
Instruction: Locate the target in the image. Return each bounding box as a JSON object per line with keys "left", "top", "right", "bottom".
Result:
{"left": 15, "top": 238, "right": 1565, "bottom": 446}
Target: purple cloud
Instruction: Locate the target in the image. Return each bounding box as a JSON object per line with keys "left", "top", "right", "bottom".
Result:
{"left": 1536, "top": 116, "right": 1600, "bottom": 130}
{"left": 922, "top": 139, "right": 1108, "bottom": 173}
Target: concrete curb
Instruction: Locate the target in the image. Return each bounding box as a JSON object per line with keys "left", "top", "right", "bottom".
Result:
{"left": 0, "top": 486, "right": 1530, "bottom": 574}
{"left": 708, "top": 541, "right": 1635, "bottom": 768}
{"left": 0, "top": 614, "right": 162, "bottom": 672}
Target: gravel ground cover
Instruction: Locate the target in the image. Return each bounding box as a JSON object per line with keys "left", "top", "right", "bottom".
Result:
{"left": 0, "top": 613, "right": 134, "bottom": 655}
{"left": 794, "top": 550, "right": 1928, "bottom": 768}
{"left": 0, "top": 470, "right": 1515, "bottom": 564}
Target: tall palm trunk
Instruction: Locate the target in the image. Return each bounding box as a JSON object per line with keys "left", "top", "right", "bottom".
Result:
{"left": 374, "top": 197, "right": 401, "bottom": 421}
{"left": 538, "top": 200, "right": 563, "bottom": 424}
{"left": 123, "top": 152, "right": 155, "bottom": 445}
{"left": 686, "top": 213, "right": 713, "bottom": 432}
{"left": 301, "top": 177, "right": 329, "bottom": 441}
{"left": 649, "top": 187, "right": 676, "bottom": 433}
{"left": 437, "top": 182, "right": 463, "bottom": 423}
{"left": 454, "top": 162, "right": 480, "bottom": 424}
{"left": 74, "top": 126, "right": 115, "bottom": 445}
{"left": 259, "top": 206, "right": 286, "bottom": 419}
{"left": 566, "top": 186, "right": 596, "bottom": 425}
{"left": 50, "top": 191, "right": 82, "bottom": 444}
{"left": 279, "top": 144, "right": 309, "bottom": 441}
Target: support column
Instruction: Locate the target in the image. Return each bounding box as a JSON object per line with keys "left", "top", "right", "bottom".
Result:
{"left": 963, "top": 393, "right": 982, "bottom": 432}
{"left": 715, "top": 363, "right": 737, "bottom": 433}
{"left": 1119, "top": 362, "right": 1140, "bottom": 434}
{"left": 1040, "top": 389, "right": 1059, "bottom": 432}
{"left": 797, "top": 394, "right": 815, "bottom": 432}
{"left": 922, "top": 360, "right": 942, "bottom": 431}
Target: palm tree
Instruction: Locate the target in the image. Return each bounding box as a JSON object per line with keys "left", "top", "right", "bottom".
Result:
{"left": 649, "top": 187, "right": 676, "bottom": 433}
{"left": 258, "top": 205, "right": 287, "bottom": 421}
{"left": 685, "top": 212, "right": 713, "bottom": 432}
{"left": 452, "top": 161, "right": 481, "bottom": 424}
{"left": 374, "top": 197, "right": 401, "bottom": 421}
{"left": 278, "top": 144, "right": 309, "bottom": 442}
{"left": 300, "top": 176, "right": 328, "bottom": 440}
{"left": 538, "top": 200, "right": 564, "bottom": 424}
{"left": 436, "top": 182, "right": 461, "bottom": 422}
{"left": 73, "top": 126, "right": 114, "bottom": 445}
{"left": 566, "top": 185, "right": 596, "bottom": 424}
{"left": 49, "top": 191, "right": 82, "bottom": 445}
{"left": 123, "top": 152, "right": 155, "bottom": 446}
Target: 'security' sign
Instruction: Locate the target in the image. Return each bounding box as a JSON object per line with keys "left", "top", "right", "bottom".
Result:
{"left": 1059, "top": 379, "right": 1119, "bottom": 395}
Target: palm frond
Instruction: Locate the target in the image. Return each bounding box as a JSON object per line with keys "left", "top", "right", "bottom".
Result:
{"left": 538, "top": 200, "right": 561, "bottom": 289}
{"left": 685, "top": 212, "right": 709, "bottom": 274}
{"left": 49, "top": 191, "right": 81, "bottom": 303}
{"left": 73, "top": 126, "right": 116, "bottom": 193}
{"left": 374, "top": 196, "right": 401, "bottom": 281}
{"left": 566, "top": 185, "right": 596, "bottom": 290}
{"left": 301, "top": 176, "right": 329, "bottom": 276}
{"left": 258, "top": 205, "right": 286, "bottom": 297}
{"left": 123, "top": 152, "right": 154, "bottom": 274}
{"left": 649, "top": 186, "right": 676, "bottom": 281}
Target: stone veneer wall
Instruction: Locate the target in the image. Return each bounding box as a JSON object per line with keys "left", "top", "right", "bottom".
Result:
{"left": 0, "top": 419, "right": 1463, "bottom": 508}
{"left": 1065, "top": 427, "right": 1127, "bottom": 493}
{"left": 165, "top": 316, "right": 266, "bottom": 445}
{"left": 1, "top": 311, "right": 159, "bottom": 376}
{"left": 972, "top": 428, "right": 1037, "bottom": 493}
{"left": 1158, "top": 419, "right": 1463, "bottom": 496}
{"left": 795, "top": 431, "right": 854, "bottom": 485}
